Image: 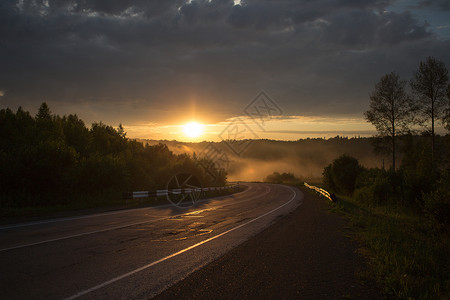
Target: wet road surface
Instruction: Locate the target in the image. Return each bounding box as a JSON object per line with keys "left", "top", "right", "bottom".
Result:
{"left": 0, "top": 183, "right": 302, "bottom": 299}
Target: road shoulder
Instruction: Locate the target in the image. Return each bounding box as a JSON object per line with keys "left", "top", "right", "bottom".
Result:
{"left": 155, "top": 187, "right": 384, "bottom": 299}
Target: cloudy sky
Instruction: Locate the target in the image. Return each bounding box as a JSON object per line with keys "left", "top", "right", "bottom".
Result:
{"left": 1, "top": 0, "right": 449, "bottom": 141}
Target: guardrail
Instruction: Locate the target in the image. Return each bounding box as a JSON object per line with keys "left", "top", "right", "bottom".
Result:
{"left": 122, "top": 184, "right": 240, "bottom": 200}
{"left": 304, "top": 182, "right": 336, "bottom": 202}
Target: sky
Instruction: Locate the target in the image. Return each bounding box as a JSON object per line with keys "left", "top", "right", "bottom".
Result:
{"left": 0, "top": 0, "right": 449, "bottom": 141}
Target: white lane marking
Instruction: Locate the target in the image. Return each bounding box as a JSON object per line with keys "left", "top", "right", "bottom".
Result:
{"left": 65, "top": 185, "right": 300, "bottom": 300}
{"left": 0, "top": 185, "right": 251, "bottom": 231}
{"left": 0, "top": 205, "right": 177, "bottom": 231}
{"left": 0, "top": 216, "right": 171, "bottom": 252}
{"left": 0, "top": 186, "right": 251, "bottom": 230}
{"left": 0, "top": 184, "right": 269, "bottom": 252}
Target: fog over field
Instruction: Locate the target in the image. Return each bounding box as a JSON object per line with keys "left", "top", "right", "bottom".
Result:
{"left": 140, "top": 138, "right": 389, "bottom": 181}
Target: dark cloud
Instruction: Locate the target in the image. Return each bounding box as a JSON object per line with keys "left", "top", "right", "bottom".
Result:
{"left": 317, "top": 10, "right": 430, "bottom": 47}
{"left": 178, "top": 0, "right": 233, "bottom": 25}
{"left": 0, "top": 0, "right": 448, "bottom": 125}
{"left": 417, "top": 0, "right": 450, "bottom": 11}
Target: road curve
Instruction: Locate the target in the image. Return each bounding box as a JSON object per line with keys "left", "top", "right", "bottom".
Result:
{"left": 0, "top": 183, "right": 303, "bottom": 299}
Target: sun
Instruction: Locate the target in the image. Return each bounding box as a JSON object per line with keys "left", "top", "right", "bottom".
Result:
{"left": 183, "top": 122, "right": 204, "bottom": 138}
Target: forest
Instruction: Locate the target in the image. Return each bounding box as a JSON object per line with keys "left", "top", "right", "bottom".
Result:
{"left": 0, "top": 103, "right": 226, "bottom": 209}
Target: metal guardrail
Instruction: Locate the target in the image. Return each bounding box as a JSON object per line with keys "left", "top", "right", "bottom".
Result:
{"left": 304, "top": 182, "right": 336, "bottom": 202}
{"left": 122, "top": 184, "right": 240, "bottom": 200}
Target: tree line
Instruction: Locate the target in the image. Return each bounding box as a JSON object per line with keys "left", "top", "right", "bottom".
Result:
{"left": 324, "top": 56, "right": 450, "bottom": 228}
{"left": 0, "top": 103, "right": 226, "bottom": 208}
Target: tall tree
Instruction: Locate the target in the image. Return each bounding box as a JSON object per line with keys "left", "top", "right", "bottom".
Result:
{"left": 36, "top": 102, "right": 51, "bottom": 121}
{"left": 365, "top": 72, "right": 414, "bottom": 171}
{"left": 444, "top": 84, "right": 450, "bottom": 131}
{"left": 410, "top": 57, "right": 449, "bottom": 165}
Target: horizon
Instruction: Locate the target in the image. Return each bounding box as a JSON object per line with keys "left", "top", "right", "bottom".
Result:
{"left": 5, "top": 101, "right": 450, "bottom": 142}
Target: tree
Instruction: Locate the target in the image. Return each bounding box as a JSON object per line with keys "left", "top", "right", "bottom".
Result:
{"left": 444, "top": 84, "right": 450, "bottom": 131}
{"left": 36, "top": 102, "right": 51, "bottom": 121}
{"left": 410, "top": 56, "right": 449, "bottom": 166}
{"left": 365, "top": 72, "right": 415, "bottom": 171}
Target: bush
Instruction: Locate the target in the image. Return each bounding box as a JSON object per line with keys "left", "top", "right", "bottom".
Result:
{"left": 399, "top": 140, "right": 437, "bottom": 207}
{"left": 322, "top": 164, "right": 337, "bottom": 192}
{"left": 354, "top": 175, "right": 390, "bottom": 205}
{"left": 264, "top": 172, "right": 300, "bottom": 184}
{"left": 423, "top": 173, "right": 450, "bottom": 228}
{"left": 323, "top": 154, "right": 363, "bottom": 195}
{"left": 354, "top": 168, "right": 401, "bottom": 205}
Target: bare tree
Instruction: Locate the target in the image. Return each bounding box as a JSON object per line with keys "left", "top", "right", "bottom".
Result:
{"left": 410, "top": 56, "right": 449, "bottom": 165}
{"left": 365, "top": 72, "right": 414, "bottom": 171}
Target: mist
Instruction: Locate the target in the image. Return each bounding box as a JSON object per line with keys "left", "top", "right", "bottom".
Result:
{"left": 139, "top": 138, "right": 389, "bottom": 182}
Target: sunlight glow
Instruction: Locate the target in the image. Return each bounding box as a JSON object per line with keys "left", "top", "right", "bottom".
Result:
{"left": 183, "top": 122, "right": 204, "bottom": 138}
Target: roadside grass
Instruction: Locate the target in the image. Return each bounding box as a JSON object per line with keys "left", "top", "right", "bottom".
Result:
{"left": 329, "top": 194, "right": 450, "bottom": 299}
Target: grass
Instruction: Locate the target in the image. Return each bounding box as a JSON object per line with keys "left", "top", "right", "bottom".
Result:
{"left": 328, "top": 194, "right": 450, "bottom": 299}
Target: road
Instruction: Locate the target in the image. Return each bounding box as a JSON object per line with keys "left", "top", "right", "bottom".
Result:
{"left": 0, "top": 183, "right": 303, "bottom": 299}
{"left": 155, "top": 185, "right": 384, "bottom": 300}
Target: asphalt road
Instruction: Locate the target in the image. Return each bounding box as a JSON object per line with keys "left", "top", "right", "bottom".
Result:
{"left": 156, "top": 187, "right": 384, "bottom": 300}
{"left": 0, "top": 183, "right": 303, "bottom": 299}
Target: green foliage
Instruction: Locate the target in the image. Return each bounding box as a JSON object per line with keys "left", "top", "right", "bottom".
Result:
{"left": 264, "top": 172, "right": 300, "bottom": 184}
{"left": 354, "top": 168, "right": 392, "bottom": 205}
{"left": 332, "top": 195, "right": 450, "bottom": 299}
{"left": 323, "top": 154, "right": 363, "bottom": 195}
{"left": 36, "top": 102, "right": 52, "bottom": 121}
{"left": 399, "top": 139, "right": 436, "bottom": 206}
{"left": 76, "top": 154, "right": 129, "bottom": 194}
{"left": 62, "top": 114, "right": 91, "bottom": 156}
{"left": 323, "top": 142, "right": 450, "bottom": 299}
{"left": 331, "top": 136, "right": 447, "bottom": 225}
{"left": 324, "top": 56, "right": 450, "bottom": 299}
{"left": 0, "top": 103, "right": 227, "bottom": 208}
{"left": 423, "top": 172, "right": 450, "bottom": 229}
{"left": 322, "top": 164, "right": 336, "bottom": 192}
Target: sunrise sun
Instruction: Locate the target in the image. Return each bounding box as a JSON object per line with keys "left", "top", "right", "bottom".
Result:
{"left": 183, "top": 122, "right": 204, "bottom": 138}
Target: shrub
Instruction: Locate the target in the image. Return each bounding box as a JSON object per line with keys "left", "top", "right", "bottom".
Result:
{"left": 265, "top": 172, "right": 300, "bottom": 184}
{"left": 355, "top": 174, "right": 390, "bottom": 205}
{"left": 423, "top": 172, "right": 450, "bottom": 228}
{"left": 354, "top": 168, "right": 401, "bottom": 205}
{"left": 323, "top": 154, "right": 363, "bottom": 195}
{"left": 399, "top": 140, "right": 437, "bottom": 207}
